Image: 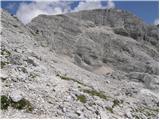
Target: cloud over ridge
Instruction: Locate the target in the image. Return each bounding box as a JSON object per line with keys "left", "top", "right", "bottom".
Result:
{"left": 16, "top": 0, "right": 115, "bottom": 24}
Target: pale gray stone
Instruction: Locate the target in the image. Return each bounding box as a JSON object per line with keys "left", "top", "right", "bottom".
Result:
{"left": 9, "top": 90, "right": 23, "bottom": 102}
{"left": 1, "top": 8, "right": 158, "bottom": 119}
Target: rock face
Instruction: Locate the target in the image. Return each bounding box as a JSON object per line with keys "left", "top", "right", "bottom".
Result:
{"left": 0, "top": 8, "right": 159, "bottom": 119}
{"left": 28, "top": 9, "right": 158, "bottom": 75}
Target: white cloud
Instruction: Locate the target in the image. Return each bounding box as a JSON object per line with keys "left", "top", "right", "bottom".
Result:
{"left": 16, "top": 1, "right": 72, "bottom": 24}
{"left": 16, "top": 0, "right": 116, "bottom": 24}
{"left": 154, "top": 18, "right": 159, "bottom": 25}
{"left": 72, "top": 0, "right": 115, "bottom": 12}
{"left": 72, "top": 1, "right": 103, "bottom": 12}
{"left": 16, "top": 2, "right": 48, "bottom": 24}
{"left": 106, "top": 0, "right": 115, "bottom": 9}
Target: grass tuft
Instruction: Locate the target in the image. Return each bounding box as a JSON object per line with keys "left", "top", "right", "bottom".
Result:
{"left": 29, "top": 73, "right": 38, "bottom": 79}
{"left": 1, "top": 95, "right": 10, "bottom": 110}
{"left": 1, "top": 61, "right": 9, "bottom": 68}
{"left": 132, "top": 106, "right": 159, "bottom": 119}
{"left": 0, "top": 95, "right": 33, "bottom": 112}
{"left": 106, "top": 107, "right": 113, "bottom": 113}
{"left": 76, "top": 95, "right": 87, "bottom": 103}
{"left": 56, "top": 74, "right": 70, "bottom": 80}
{"left": 82, "top": 89, "right": 108, "bottom": 100}
{"left": 56, "top": 73, "right": 89, "bottom": 87}
{"left": 1, "top": 49, "right": 11, "bottom": 57}
{"left": 11, "top": 98, "right": 33, "bottom": 112}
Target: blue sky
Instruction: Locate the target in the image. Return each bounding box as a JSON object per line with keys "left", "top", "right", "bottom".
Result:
{"left": 1, "top": 0, "right": 159, "bottom": 24}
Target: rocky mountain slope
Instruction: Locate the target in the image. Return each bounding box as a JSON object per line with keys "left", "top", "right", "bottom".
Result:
{"left": 0, "top": 8, "right": 159, "bottom": 119}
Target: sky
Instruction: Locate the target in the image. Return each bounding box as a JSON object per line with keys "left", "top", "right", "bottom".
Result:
{"left": 1, "top": 0, "right": 159, "bottom": 25}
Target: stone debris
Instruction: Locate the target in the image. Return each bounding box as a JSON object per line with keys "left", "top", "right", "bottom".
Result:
{"left": 0, "top": 8, "right": 159, "bottom": 119}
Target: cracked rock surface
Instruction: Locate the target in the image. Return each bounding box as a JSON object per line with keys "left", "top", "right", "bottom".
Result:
{"left": 0, "top": 8, "right": 159, "bottom": 119}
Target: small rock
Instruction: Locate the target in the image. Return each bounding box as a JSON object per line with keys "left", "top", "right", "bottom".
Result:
{"left": 62, "top": 107, "right": 67, "bottom": 113}
{"left": 9, "top": 90, "right": 23, "bottom": 102}
{"left": 66, "top": 95, "right": 72, "bottom": 101}
{"left": 99, "top": 110, "right": 109, "bottom": 119}
{"left": 9, "top": 54, "right": 22, "bottom": 65}
{"left": 125, "top": 109, "right": 132, "bottom": 118}
{"left": 75, "top": 110, "right": 82, "bottom": 116}
{"left": 26, "top": 57, "right": 37, "bottom": 66}
{"left": 0, "top": 70, "right": 8, "bottom": 81}
{"left": 105, "top": 101, "right": 113, "bottom": 108}
{"left": 58, "top": 105, "right": 67, "bottom": 113}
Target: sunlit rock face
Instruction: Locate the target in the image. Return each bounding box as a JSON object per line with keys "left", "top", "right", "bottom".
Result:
{"left": 28, "top": 8, "right": 158, "bottom": 75}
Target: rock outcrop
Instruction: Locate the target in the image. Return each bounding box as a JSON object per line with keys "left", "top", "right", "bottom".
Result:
{"left": 28, "top": 8, "right": 158, "bottom": 75}
{"left": 0, "top": 8, "right": 159, "bottom": 119}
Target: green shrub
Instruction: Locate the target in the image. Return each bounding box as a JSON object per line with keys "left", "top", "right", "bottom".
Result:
{"left": 56, "top": 73, "right": 88, "bottom": 87}
{"left": 29, "top": 73, "right": 38, "bottom": 79}
{"left": 83, "top": 89, "right": 108, "bottom": 100}
{"left": 106, "top": 107, "right": 113, "bottom": 113}
{"left": 1, "top": 61, "right": 9, "bottom": 68}
{"left": 57, "top": 74, "right": 70, "bottom": 80}
{"left": 132, "top": 106, "right": 159, "bottom": 119}
{"left": 11, "top": 98, "right": 33, "bottom": 112}
{"left": 76, "top": 95, "right": 87, "bottom": 103}
{"left": 112, "top": 99, "right": 123, "bottom": 108}
{"left": 0, "top": 95, "right": 33, "bottom": 112}
{"left": 1, "top": 49, "right": 11, "bottom": 57}
{"left": 1, "top": 95, "right": 10, "bottom": 110}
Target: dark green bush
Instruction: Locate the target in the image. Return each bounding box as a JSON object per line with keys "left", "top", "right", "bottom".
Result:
{"left": 76, "top": 95, "right": 87, "bottom": 103}
{"left": 11, "top": 98, "right": 33, "bottom": 112}
{"left": 1, "top": 61, "right": 9, "bottom": 68}
{"left": 1, "top": 95, "right": 10, "bottom": 110}
{"left": 1, "top": 95, "right": 33, "bottom": 112}
{"left": 83, "top": 89, "right": 108, "bottom": 100}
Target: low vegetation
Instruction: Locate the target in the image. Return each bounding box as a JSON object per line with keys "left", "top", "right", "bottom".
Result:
{"left": 56, "top": 73, "right": 89, "bottom": 87}
{"left": 56, "top": 73, "right": 70, "bottom": 80}
{"left": 1, "top": 61, "right": 10, "bottom": 68}
{"left": 1, "top": 49, "right": 11, "bottom": 57}
{"left": 131, "top": 106, "right": 159, "bottom": 119}
{"left": 0, "top": 95, "right": 33, "bottom": 112}
{"left": 29, "top": 72, "right": 38, "bottom": 79}
{"left": 1, "top": 49, "right": 11, "bottom": 68}
{"left": 82, "top": 89, "right": 108, "bottom": 100}
{"left": 76, "top": 95, "right": 87, "bottom": 103}
{"left": 112, "top": 99, "right": 123, "bottom": 108}
{"left": 11, "top": 98, "right": 33, "bottom": 112}
{"left": 1, "top": 95, "right": 10, "bottom": 110}
{"left": 106, "top": 107, "right": 113, "bottom": 113}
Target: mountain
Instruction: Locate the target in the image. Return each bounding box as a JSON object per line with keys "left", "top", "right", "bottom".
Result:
{"left": 0, "top": 8, "right": 159, "bottom": 119}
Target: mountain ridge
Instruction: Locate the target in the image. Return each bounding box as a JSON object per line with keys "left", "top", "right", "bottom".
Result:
{"left": 27, "top": 8, "right": 158, "bottom": 75}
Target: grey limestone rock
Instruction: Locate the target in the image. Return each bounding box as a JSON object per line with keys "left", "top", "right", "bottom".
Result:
{"left": 9, "top": 90, "right": 23, "bottom": 102}
{"left": 1, "top": 8, "right": 159, "bottom": 119}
